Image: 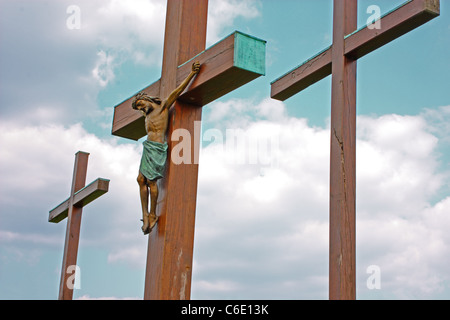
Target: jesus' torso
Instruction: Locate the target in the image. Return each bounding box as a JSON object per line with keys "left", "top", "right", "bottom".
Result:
{"left": 145, "top": 101, "right": 169, "bottom": 144}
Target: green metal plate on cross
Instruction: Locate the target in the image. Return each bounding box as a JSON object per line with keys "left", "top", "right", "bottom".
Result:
{"left": 234, "top": 31, "right": 266, "bottom": 76}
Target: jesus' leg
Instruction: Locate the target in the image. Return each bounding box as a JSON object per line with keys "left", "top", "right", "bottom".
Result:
{"left": 137, "top": 172, "right": 150, "bottom": 234}
{"left": 147, "top": 180, "right": 159, "bottom": 233}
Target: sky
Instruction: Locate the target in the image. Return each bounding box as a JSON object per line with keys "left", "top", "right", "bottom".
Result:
{"left": 0, "top": 0, "right": 449, "bottom": 300}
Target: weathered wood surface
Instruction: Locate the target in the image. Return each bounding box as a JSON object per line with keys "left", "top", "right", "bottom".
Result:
{"left": 49, "top": 178, "right": 109, "bottom": 223}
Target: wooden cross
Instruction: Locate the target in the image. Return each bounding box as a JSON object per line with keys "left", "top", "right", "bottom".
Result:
{"left": 110, "top": 0, "right": 265, "bottom": 299}
{"left": 271, "top": 0, "right": 439, "bottom": 300}
{"left": 49, "top": 151, "right": 109, "bottom": 300}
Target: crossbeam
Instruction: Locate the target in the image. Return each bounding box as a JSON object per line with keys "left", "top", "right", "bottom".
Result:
{"left": 271, "top": 0, "right": 440, "bottom": 101}
{"left": 270, "top": 0, "right": 440, "bottom": 300}
{"left": 49, "top": 178, "right": 110, "bottom": 223}
{"left": 112, "top": 31, "right": 266, "bottom": 141}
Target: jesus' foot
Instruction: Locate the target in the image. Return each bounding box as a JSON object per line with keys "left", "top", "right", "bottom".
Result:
{"left": 142, "top": 213, "right": 158, "bottom": 235}
{"left": 141, "top": 214, "right": 149, "bottom": 234}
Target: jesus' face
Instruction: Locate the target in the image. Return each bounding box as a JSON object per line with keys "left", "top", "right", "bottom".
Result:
{"left": 134, "top": 99, "right": 155, "bottom": 115}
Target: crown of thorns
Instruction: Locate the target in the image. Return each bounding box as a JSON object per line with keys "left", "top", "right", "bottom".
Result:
{"left": 132, "top": 92, "right": 162, "bottom": 109}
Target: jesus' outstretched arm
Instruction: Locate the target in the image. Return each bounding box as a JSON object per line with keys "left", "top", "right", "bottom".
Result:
{"left": 163, "top": 61, "right": 201, "bottom": 110}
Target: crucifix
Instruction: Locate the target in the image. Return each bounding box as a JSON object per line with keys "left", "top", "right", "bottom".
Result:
{"left": 49, "top": 151, "right": 110, "bottom": 300}
{"left": 111, "top": 0, "right": 265, "bottom": 299}
{"left": 270, "top": 0, "right": 439, "bottom": 300}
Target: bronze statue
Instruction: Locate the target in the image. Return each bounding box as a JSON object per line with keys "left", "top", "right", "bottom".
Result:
{"left": 132, "top": 61, "right": 201, "bottom": 235}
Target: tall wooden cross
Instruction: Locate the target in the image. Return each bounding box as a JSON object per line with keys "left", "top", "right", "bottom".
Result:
{"left": 271, "top": 0, "right": 439, "bottom": 300}
{"left": 110, "top": 0, "right": 265, "bottom": 299}
{"left": 49, "top": 151, "right": 110, "bottom": 300}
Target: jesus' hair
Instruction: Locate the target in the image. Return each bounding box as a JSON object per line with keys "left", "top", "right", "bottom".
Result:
{"left": 131, "top": 92, "right": 162, "bottom": 110}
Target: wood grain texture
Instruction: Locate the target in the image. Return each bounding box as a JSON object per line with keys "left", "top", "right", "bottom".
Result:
{"left": 329, "top": 0, "right": 357, "bottom": 301}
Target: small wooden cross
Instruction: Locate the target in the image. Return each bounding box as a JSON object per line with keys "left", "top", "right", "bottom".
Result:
{"left": 271, "top": 0, "right": 439, "bottom": 300}
{"left": 110, "top": 0, "right": 265, "bottom": 299}
{"left": 49, "top": 151, "right": 109, "bottom": 300}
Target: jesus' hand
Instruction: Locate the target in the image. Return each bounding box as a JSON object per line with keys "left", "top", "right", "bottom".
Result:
{"left": 192, "top": 61, "right": 201, "bottom": 74}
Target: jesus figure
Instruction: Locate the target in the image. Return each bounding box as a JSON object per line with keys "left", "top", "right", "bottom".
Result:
{"left": 132, "top": 61, "right": 201, "bottom": 235}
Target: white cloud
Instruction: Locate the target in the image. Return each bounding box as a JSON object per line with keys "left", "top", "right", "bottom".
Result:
{"left": 1, "top": 99, "right": 449, "bottom": 299}
{"left": 107, "top": 246, "right": 145, "bottom": 269}
{"left": 0, "top": 231, "right": 61, "bottom": 246}
{"left": 207, "top": 0, "right": 262, "bottom": 44}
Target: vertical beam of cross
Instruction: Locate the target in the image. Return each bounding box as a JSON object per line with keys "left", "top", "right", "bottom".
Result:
{"left": 49, "top": 151, "right": 109, "bottom": 300}
{"left": 329, "top": 0, "right": 357, "bottom": 300}
{"left": 144, "top": 0, "right": 208, "bottom": 300}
